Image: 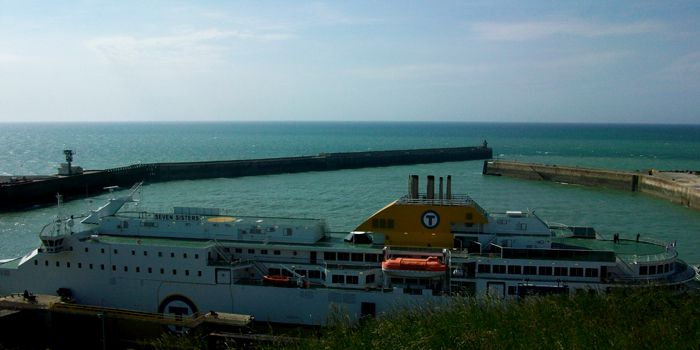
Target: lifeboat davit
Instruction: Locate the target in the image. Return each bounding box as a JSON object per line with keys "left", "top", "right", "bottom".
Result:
{"left": 381, "top": 256, "right": 446, "bottom": 278}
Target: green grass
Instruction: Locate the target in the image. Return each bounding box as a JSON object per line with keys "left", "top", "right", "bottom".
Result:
{"left": 280, "top": 289, "right": 700, "bottom": 350}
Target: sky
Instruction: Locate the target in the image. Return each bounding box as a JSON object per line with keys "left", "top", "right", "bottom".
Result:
{"left": 0, "top": 1, "right": 699, "bottom": 123}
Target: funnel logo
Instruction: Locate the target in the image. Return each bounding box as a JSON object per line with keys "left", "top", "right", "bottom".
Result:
{"left": 421, "top": 210, "right": 440, "bottom": 229}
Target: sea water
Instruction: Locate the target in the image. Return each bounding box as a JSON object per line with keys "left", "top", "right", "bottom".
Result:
{"left": 1, "top": 122, "right": 699, "bottom": 262}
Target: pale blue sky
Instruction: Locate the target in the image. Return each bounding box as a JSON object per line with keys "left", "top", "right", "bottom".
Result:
{"left": 0, "top": 1, "right": 698, "bottom": 123}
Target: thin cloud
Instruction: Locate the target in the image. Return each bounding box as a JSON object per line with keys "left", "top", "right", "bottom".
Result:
{"left": 350, "top": 63, "right": 495, "bottom": 80}
{"left": 0, "top": 53, "right": 25, "bottom": 64}
{"left": 86, "top": 29, "right": 291, "bottom": 66}
{"left": 471, "top": 20, "right": 663, "bottom": 41}
{"left": 653, "top": 51, "right": 700, "bottom": 86}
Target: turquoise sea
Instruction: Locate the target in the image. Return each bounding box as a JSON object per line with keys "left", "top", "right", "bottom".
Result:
{"left": 1, "top": 122, "right": 700, "bottom": 262}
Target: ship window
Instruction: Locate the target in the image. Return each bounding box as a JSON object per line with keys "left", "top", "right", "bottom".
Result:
{"left": 508, "top": 265, "right": 521, "bottom": 275}
{"left": 170, "top": 252, "right": 175, "bottom": 258}
{"left": 365, "top": 274, "right": 375, "bottom": 284}
{"left": 332, "top": 275, "right": 345, "bottom": 284}
{"left": 34, "top": 260, "right": 38, "bottom": 266}
{"left": 285, "top": 228, "right": 292, "bottom": 236}
{"left": 198, "top": 271, "right": 202, "bottom": 277}
{"left": 44, "top": 260, "right": 48, "bottom": 266}
{"left": 84, "top": 248, "right": 89, "bottom": 253}
{"left": 570, "top": 267, "right": 584, "bottom": 277}
{"left": 308, "top": 270, "right": 321, "bottom": 279}
{"left": 337, "top": 252, "right": 350, "bottom": 261}
{"left": 554, "top": 267, "right": 568, "bottom": 276}
{"left": 248, "top": 249, "right": 255, "bottom": 254}
{"left": 100, "top": 264, "right": 104, "bottom": 270}
{"left": 387, "top": 219, "right": 394, "bottom": 229}
{"left": 379, "top": 218, "right": 386, "bottom": 228}
{"left": 144, "top": 251, "right": 148, "bottom": 256}
{"left": 508, "top": 286, "right": 517, "bottom": 295}
{"left": 649, "top": 266, "right": 656, "bottom": 274}
{"left": 585, "top": 268, "right": 598, "bottom": 277}
{"left": 390, "top": 277, "right": 404, "bottom": 284}
{"left": 372, "top": 219, "right": 379, "bottom": 228}
{"left": 185, "top": 270, "right": 189, "bottom": 276}
{"left": 101, "top": 248, "right": 105, "bottom": 254}
{"left": 89, "top": 264, "right": 93, "bottom": 269}
{"left": 113, "top": 249, "right": 118, "bottom": 254}
{"left": 148, "top": 268, "right": 152, "bottom": 274}
{"left": 466, "top": 213, "right": 473, "bottom": 221}
{"left": 492, "top": 265, "right": 506, "bottom": 274}
{"left": 261, "top": 250, "right": 268, "bottom": 255}
{"left": 658, "top": 265, "right": 664, "bottom": 274}
{"left": 56, "top": 261, "right": 60, "bottom": 267}
{"left": 351, "top": 253, "right": 363, "bottom": 262}
{"left": 324, "top": 252, "right": 336, "bottom": 261}
{"left": 517, "top": 223, "right": 527, "bottom": 231}
{"left": 347, "top": 276, "right": 359, "bottom": 284}
{"left": 131, "top": 250, "right": 135, "bottom": 256}
{"left": 123, "top": 266, "right": 128, "bottom": 272}
{"left": 78, "top": 263, "right": 82, "bottom": 269}
{"left": 195, "top": 254, "right": 199, "bottom": 259}
{"left": 235, "top": 248, "right": 242, "bottom": 253}
{"left": 136, "top": 267, "right": 140, "bottom": 273}
{"left": 538, "top": 266, "right": 552, "bottom": 275}
{"left": 664, "top": 264, "right": 670, "bottom": 273}
{"left": 160, "top": 268, "right": 164, "bottom": 274}
{"left": 523, "top": 266, "right": 537, "bottom": 275}
{"left": 111, "top": 265, "right": 116, "bottom": 271}
{"left": 183, "top": 253, "right": 187, "bottom": 258}
{"left": 172, "top": 269, "right": 177, "bottom": 275}
{"left": 478, "top": 264, "right": 491, "bottom": 273}
{"left": 274, "top": 250, "right": 281, "bottom": 255}
{"left": 66, "top": 262, "right": 70, "bottom": 268}
{"left": 158, "top": 252, "right": 163, "bottom": 257}
{"left": 497, "top": 219, "right": 508, "bottom": 225}
{"left": 365, "top": 254, "right": 378, "bottom": 263}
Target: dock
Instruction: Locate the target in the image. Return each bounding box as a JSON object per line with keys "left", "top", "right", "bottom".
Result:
{"left": 0, "top": 293, "right": 252, "bottom": 328}
{"left": 483, "top": 160, "right": 700, "bottom": 211}
{"left": 0, "top": 145, "right": 492, "bottom": 211}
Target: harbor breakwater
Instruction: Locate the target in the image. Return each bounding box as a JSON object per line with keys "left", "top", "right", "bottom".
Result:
{"left": 0, "top": 145, "right": 491, "bottom": 211}
{"left": 483, "top": 160, "right": 700, "bottom": 211}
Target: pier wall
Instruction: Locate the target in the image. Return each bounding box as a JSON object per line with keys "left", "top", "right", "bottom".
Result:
{"left": 483, "top": 160, "right": 700, "bottom": 211}
{"left": 638, "top": 175, "right": 700, "bottom": 211}
{"left": 0, "top": 146, "right": 491, "bottom": 211}
{"left": 482, "top": 160, "right": 636, "bottom": 191}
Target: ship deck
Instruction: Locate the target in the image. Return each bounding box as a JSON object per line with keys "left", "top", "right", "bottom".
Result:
{"left": 95, "top": 232, "right": 385, "bottom": 252}
{"left": 554, "top": 236, "right": 675, "bottom": 263}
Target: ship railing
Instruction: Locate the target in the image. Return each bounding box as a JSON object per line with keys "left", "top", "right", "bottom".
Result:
{"left": 397, "top": 194, "right": 488, "bottom": 213}
{"left": 210, "top": 239, "right": 235, "bottom": 264}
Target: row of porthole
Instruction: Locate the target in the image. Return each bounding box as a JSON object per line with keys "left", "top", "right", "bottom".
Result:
{"left": 33, "top": 259, "right": 203, "bottom": 277}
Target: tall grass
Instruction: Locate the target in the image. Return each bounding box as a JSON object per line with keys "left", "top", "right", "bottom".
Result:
{"left": 279, "top": 289, "right": 700, "bottom": 350}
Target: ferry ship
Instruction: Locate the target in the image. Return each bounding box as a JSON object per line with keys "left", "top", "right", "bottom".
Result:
{"left": 0, "top": 176, "right": 697, "bottom": 326}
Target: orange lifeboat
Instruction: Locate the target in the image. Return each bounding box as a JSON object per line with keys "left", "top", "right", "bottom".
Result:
{"left": 263, "top": 274, "right": 291, "bottom": 286}
{"left": 381, "top": 256, "right": 446, "bottom": 278}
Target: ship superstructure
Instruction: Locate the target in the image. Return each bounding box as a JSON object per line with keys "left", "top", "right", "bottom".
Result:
{"left": 0, "top": 177, "right": 697, "bottom": 325}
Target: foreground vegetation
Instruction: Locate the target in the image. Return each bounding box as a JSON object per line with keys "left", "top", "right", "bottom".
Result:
{"left": 153, "top": 288, "right": 700, "bottom": 349}
{"left": 280, "top": 289, "right": 700, "bottom": 350}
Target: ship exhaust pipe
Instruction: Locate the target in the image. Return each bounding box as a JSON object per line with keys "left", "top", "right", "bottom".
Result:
{"left": 409, "top": 175, "right": 419, "bottom": 199}
{"left": 446, "top": 175, "right": 452, "bottom": 200}
{"left": 427, "top": 175, "right": 435, "bottom": 200}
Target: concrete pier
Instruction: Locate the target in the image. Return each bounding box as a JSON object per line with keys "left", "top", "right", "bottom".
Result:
{"left": 0, "top": 145, "right": 491, "bottom": 211}
{"left": 483, "top": 160, "right": 700, "bottom": 211}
